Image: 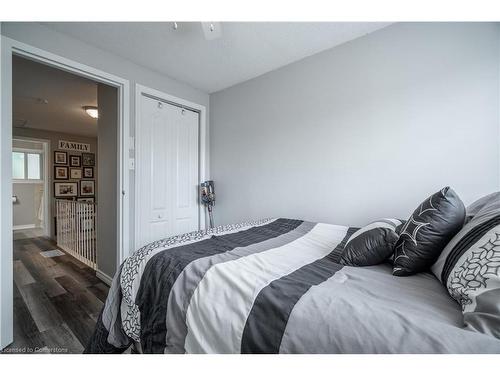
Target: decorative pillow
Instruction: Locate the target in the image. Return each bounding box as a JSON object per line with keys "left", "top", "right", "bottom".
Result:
{"left": 465, "top": 191, "right": 500, "bottom": 221}
{"left": 431, "top": 193, "right": 500, "bottom": 338}
{"left": 340, "top": 219, "right": 403, "bottom": 266}
{"left": 393, "top": 187, "right": 465, "bottom": 276}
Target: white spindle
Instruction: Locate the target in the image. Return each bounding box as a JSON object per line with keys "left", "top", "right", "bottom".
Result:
{"left": 83, "top": 203, "right": 87, "bottom": 265}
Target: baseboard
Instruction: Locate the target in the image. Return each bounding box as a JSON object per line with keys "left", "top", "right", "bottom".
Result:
{"left": 13, "top": 224, "right": 36, "bottom": 230}
{"left": 96, "top": 269, "right": 113, "bottom": 286}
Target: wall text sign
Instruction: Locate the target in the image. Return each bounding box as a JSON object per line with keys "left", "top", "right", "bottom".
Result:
{"left": 58, "top": 140, "right": 90, "bottom": 152}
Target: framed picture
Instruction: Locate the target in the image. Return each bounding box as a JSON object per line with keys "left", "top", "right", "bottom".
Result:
{"left": 77, "top": 197, "right": 95, "bottom": 203}
{"left": 82, "top": 153, "right": 95, "bottom": 166}
{"left": 54, "top": 166, "right": 68, "bottom": 180}
{"left": 83, "top": 167, "right": 94, "bottom": 178}
{"left": 54, "top": 182, "right": 78, "bottom": 197}
{"left": 54, "top": 151, "right": 67, "bottom": 165}
{"left": 80, "top": 180, "right": 95, "bottom": 196}
{"left": 70, "top": 155, "right": 81, "bottom": 167}
{"left": 70, "top": 168, "right": 82, "bottom": 179}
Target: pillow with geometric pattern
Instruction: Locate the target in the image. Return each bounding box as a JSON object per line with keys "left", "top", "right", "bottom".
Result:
{"left": 393, "top": 187, "right": 465, "bottom": 276}
{"left": 432, "top": 192, "right": 500, "bottom": 339}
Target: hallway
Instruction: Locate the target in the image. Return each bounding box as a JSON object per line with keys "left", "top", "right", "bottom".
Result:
{"left": 3, "top": 236, "right": 109, "bottom": 354}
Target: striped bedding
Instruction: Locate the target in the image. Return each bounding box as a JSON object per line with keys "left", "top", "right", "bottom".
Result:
{"left": 85, "top": 218, "right": 500, "bottom": 353}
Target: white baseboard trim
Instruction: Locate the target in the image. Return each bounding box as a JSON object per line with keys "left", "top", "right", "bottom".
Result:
{"left": 13, "top": 224, "right": 36, "bottom": 230}
{"left": 96, "top": 269, "right": 113, "bottom": 286}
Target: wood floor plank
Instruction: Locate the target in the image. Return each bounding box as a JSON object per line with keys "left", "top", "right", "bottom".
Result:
{"left": 13, "top": 240, "right": 25, "bottom": 251}
{"left": 54, "top": 260, "right": 99, "bottom": 287}
{"left": 40, "top": 323, "right": 84, "bottom": 354}
{"left": 54, "top": 275, "right": 85, "bottom": 294}
{"left": 13, "top": 260, "right": 35, "bottom": 286}
{"left": 87, "top": 283, "right": 109, "bottom": 303}
{"left": 55, "top": 275, "right": 104, "bottom": 321}
{"left": 18, "top": 283, "right": 64, "bottom": 332}
{"left": 24, "top": 243, "right": 58, "bottom": 266}
{"left": 16, "top": 250, "right": 67, "bottom": 297}
{"left": 4, "top": 283, "right": 47, "bottom": 353}
{"left": 78, "top": 291, "right": 104, "bottom": 322}
{"left": 31, "top": 237, "right": 56, "bottom": 252}
{"left": 49, "top": 293, "right": 97, "bottom": 348}
{"left": 8, "top": 235, "right": 110, "bottom": 354}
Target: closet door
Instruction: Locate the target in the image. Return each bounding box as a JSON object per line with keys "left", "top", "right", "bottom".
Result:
{"left": 171, "top": 107, "right": 199, "bottom": 236}
{"left": 137, "top": 95, "right": 199, "bottom": 248}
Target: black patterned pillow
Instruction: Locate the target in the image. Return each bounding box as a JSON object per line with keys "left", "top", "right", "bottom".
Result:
{"left": 393, "top": 187, "right": 465, "bottom": 276}
{"left": 340, "top": 219, "right": 402, "bottom": 266}
{"left": 432, "top": 193, "right": 500, "bottom": 339}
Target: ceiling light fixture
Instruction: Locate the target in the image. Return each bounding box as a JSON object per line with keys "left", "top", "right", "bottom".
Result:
{"left": 83, "top": 106, "right": 98, "bottom": 119}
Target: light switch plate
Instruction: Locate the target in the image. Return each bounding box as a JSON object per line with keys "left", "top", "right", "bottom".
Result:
{"left": 129, "top": 158, "right": 135, "bottom": 170}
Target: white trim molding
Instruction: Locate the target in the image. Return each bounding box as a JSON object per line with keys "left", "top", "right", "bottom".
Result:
{"left": 0, "top": 36, "right": 131, "bottom": 349}
{"left": 12, "top": 224, "right": 37, "bottom": 231}
{"left": 96, "top": 269, "right": 113, "bottom": 286}
{"left": 0, "top": 33, "right": 12, "bottom": 350}
{"left": 134, "top": 84, "right": 208, "bottom": 250}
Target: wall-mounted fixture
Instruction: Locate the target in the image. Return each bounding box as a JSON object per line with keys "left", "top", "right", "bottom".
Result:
{"left": 83, "top": 106, "right": 98, "bottom": 119}
{"left": 171, "top": 22, "right": 222, "bottom": 40}
{"left": 201, "top": 22, "right": 222, "bottom": 40}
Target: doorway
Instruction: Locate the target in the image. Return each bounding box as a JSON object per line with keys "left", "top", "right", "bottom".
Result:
{"left": 12, "top": 137, "right": 50, "bottom": 239}
{"left": 1, "top": 38, "right": 130, "bottom": 350}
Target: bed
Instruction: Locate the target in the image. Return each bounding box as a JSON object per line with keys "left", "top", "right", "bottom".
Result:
{"left": 85, "top": 218, "right": 500, "bottom": 353}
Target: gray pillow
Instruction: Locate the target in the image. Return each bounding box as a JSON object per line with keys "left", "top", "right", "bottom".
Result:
{"left": 340, "top": 219, "right": 402, "bottom": 266}
{"left": 432, "top": 192, "right": 500, "bottom": 339}
{"left": 466, "top": 191, "right": 500, "bottom": 220}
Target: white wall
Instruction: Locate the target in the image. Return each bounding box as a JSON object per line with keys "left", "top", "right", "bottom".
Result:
{"left": 1, "top": 22, "right": 210, "bottom": 255}
{"left": 210, "top": 22, "right": 500, "bottom": 227}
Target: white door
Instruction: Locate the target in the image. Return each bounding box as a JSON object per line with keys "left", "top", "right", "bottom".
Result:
{"left": 137, "top": 95, "right": 199, "bottom": 248}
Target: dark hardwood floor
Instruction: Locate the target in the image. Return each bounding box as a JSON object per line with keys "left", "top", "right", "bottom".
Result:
{"left": 2, "top": 233, "right": 110, "bottom": 354}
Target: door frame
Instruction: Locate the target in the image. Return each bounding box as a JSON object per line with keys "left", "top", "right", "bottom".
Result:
{"left": 12, "top": 136, "right": 51, "bottom": 237}
{"left": 0, "top": 36, "right": 131, "bottom": 349}
{"left": 134, "top": 84, "right": 208, "bottom": 249}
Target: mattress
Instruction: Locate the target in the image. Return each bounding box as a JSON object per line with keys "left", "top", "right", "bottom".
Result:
{"left": 85, "top": 218, "right": 500, "bottom": 353}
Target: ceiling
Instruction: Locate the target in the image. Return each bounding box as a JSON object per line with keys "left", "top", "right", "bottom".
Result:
{"left": 13, "top": 55, "right": 98, "bottom": 137}
{"left": 43, "top": 22, "right": 391, "bottom": 93}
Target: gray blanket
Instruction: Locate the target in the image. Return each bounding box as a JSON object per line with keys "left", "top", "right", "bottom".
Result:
{"left": 85, "top": 218, "right": 500, "bottom": 353}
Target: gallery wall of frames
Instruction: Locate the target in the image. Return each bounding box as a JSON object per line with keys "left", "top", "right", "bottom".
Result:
{"left": 53, "top": 142, "right": 96, "bottom": 203}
